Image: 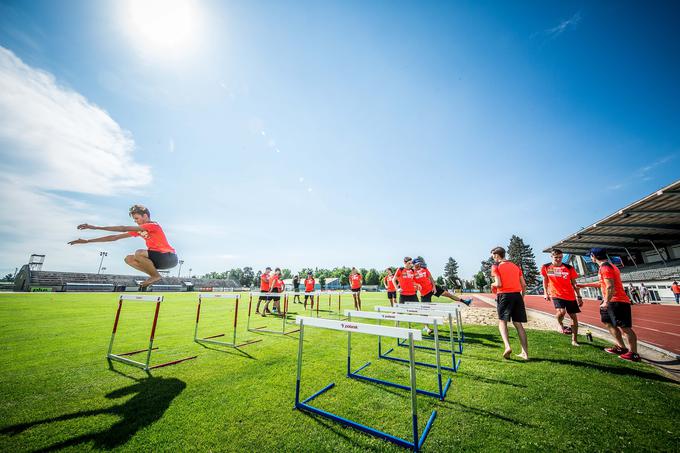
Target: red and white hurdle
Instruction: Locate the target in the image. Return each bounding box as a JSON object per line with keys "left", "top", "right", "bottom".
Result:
{"left": 107, "top": 294, "right": 197, "bottom": 371}
{"left": 194, "top": 293, "right": 262, "bottom": 348}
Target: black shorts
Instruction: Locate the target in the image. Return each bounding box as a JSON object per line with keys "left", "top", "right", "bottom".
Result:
{"left": 399, "top": 293, "right": 419, "bottom": 303}
{"left": 147, "top": 251, "right": 178, "bottom": 270}
{"left": 421, "top": 285, "right": 446, "bottom": 302}
{"left": 387, "top": 291, "right": 397, "bottom": 299}
{"left": 600, "top": 302, "right": 632, "bottom": 328}
{"left": 304, "top": 293, "right": 315, "bottom": 300}
{"left": 351, "top": 288, "right": 361, "bottom": 293}
{"left": 553, "top": 298, "right": 581, "bottom": 314}
{"left": 497, "top": 292, "right": 527, "bottom": 323}
{"left": 270, "top": 288, "right": 281, "bottom": 301}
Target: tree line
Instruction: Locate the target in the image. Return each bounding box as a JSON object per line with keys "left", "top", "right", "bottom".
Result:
{"left": 474, "top": 235, "right": 541, "bottom": 290}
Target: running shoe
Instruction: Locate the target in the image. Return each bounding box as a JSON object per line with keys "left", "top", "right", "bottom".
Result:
{"left": 604, "top": 346, "right": 628, "bottom": 355}
{"left": 619, "top": 351, "right": 641, "bottom": 362}
{"left": 461, "top": 298, "right": 473, "bottom": 306}
{"left": 562, "top": 326, "right": 573, "bottom": 335}
{"left": 422, "top": 327, "right": 433, "bottom": 336}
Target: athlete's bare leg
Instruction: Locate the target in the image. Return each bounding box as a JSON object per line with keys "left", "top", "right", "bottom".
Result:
{"left": 357, "top": 293, "right": 362, "bottom": 310}
{"left": 498, "top": 320, "right": 512, "bottom": 358}
{"left": 125, "top": 249, "right": 161, "bottom": 287}
{"left": 605, "top": 323, "right": 626, "bottom": 349}
{"left": 513, "top": 322, "right": 529, "bottom": 360}
{"left": 555, "top": 308, "right": 566, "bottom": 331}
{"left": 568, "top": 313, "right": 579, "bottom": 346}
{"left": 620, "top": 327, "right": 638, "bottom": 354}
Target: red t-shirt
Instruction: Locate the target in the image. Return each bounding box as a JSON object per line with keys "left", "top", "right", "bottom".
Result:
{"left": 260, "top": 273, "right": 270, "bottom": 291}
{"left": 276, "top": 278, "right": 285, "bottom": 291}
{"left": 268, "top": 274, "right": 280, "bottom": 292}
{"left": 305, "top": 278, "right": 315, "bottom": 292}
{"left": 384, "top": 275, "right": 396, "bottom": 292}
{"left": 598, "top": 263, "right": 630, "bottom": 303}
{"left": 395, "top": 267, "right": 417, "bottom": 296}
{"left": 414, "top": 267, "right": 434, "bottom": 295}
{"left": 541, "top": 263, "right": 578, "bottom": 300}
{"left": 492, "top": 261, "right": 523, "bottom": 294}
{"left": 128, "top": 222, "right": 175, "bottom": 253}
{"left": 350, "top": 273, "right": 362, "bottom": 289}
{"left": 671, "top": 284, "right": 680, "bottom": 295}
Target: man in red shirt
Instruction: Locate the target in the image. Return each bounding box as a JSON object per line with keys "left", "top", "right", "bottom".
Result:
{"left": 393, "top": 257, "right": 420, "bottom": 303}
{"left": 541, "top": 249, "right": 583, "bottom": 346}
{"left": 578, "top": 248, "right": 640, "bottom": 362}
{"left": 68, "top": 205, "right": 177, "bottom": 289}
{"left": 263, "top": 268, "right": 283, "bottom": 317}
{"left": 256, "top": 267, "right": 272, "bottom": 315}
{"left": 349, "top": 267, "right": 362, "bottom": 310}
{"left": 671, "top": 281, "right": 680, "bottom": 304}
{"left": 383, "top": 268, "right": 397, "bottom": 307}
{"left": 304, "top": 272, "right": 316, "bottom": 308}
{"left": 412, "top": 258, "right": 472, "bottom": 305}
{"left": 490, "top": 247, "right": 528, "bottom": 360}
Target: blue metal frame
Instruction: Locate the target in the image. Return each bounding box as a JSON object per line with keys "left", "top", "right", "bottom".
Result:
{"left": 294, "top": 319, "right": 437, "bottom": 452}
{"left": 396, "top": 311, "right": 464, "bottom": 357}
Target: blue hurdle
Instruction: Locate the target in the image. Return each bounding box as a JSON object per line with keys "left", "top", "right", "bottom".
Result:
{"left": 294, "top": 316, "right": 437, "bottom": 452}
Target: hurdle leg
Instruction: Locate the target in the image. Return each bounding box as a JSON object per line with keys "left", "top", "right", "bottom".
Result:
{"left": 232, "top": 297, "right": 239, "bottom": 345}
{"left": 107, "top": 298, "right": 123, "bottom": 356}
{"left": 408, "top": 333, "right": 419, "bottom": 449}
{"left": 295, "top": 320, "right": 305, "bottom": 406}
{"left": 145, "top": 301, "right": 162, "bottom": 370}
{"left": 194, "top": 297, "right": 202, "bottom": 342}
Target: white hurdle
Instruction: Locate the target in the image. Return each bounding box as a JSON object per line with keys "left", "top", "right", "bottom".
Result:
{"left": 107, "top": 295, "right": 197, "bottom": 371}
{"left": 294, "top": 316, "right": 436, "bottom": 451}
{"left": 194, "top": 293, "right": 261, "bottom": 348}
{"left": 246, "top": 292, "right": 300, "bottom": 335}
{"left": 398, "top": 302, "right": 465, "bottom": 344}
{"left": 345, "top": 310, "right": 455, "bottom": 387}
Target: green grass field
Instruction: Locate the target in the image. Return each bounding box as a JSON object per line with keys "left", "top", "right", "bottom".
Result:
{"left": 0, "top": 292, "right": 678, "bottom": 452}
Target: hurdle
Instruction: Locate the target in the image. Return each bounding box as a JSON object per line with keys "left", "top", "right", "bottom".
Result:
{"left": 107, "top": 295, "right": 197, "bottom": 371}
{"left": 246, "top": 292, "right": 300, "bottom": 335}
{"left": 376, "top": 306, "right": 464, "bottom": 358}
{"left": 400, "top": 302, "right": 465, "bottom": 342}
{"left": 345, "top": 310, "right": 454, "bottom": 389}
{"left": 194, "top": 293, "right": 261, "bottom": 348}
{"left": 323, "top": 291, "right": 355, "bottom": 318}
{"left": 294, "top": 316, "right": 436, "bottom": 451}
{"left": 299, "top": 291, "right": 322, "bottom": 317}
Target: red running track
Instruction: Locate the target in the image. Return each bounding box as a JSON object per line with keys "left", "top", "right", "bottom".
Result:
{"left": 470, "top": 294, "right": 680, "bottom": 356}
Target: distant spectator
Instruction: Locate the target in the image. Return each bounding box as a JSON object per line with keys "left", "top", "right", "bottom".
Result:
{"left": 672, "top": 281, "right": 680, "bottom": 304}
{"left": 292, "top": 274, "right": 301, "bottom": 303}
{"left": 639, "top": 283, "right": 650, "bottom": 304}
{"left": 628, "top": 283, "right": 641, "bottom": 304}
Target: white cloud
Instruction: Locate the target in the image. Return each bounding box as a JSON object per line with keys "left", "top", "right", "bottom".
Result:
{"left": 0, "top": 46, "right": 152, "bottom": 271}
{"left": 0, "top": 46, "right": 151, "bottom": 195}
{"left": 535, "top": 11, "right": 582, "bottom": 41}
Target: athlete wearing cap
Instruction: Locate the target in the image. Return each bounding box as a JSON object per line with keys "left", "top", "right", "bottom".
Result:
{"left": 349, "top": 267, "right": 363, "bottom": 310}
{"left": 541, "top": 249, "right": 582, "bottom": 346}
{"left": 393, "top": 257, "right": 420, "bottom": 303}
{"left": 412, "top": 258, "right": 472, "bottom": 306}
{"left": 256, "top": 267, "right": 272, "bottom": 314}
{"left": 491, "top": 246, "right": 529, "bottom": 360}
{"left": 68, "top": 205, "right": 178, "bottom": 289}
{"left": 383, "top": 268, "right": 397, "bottom": 307}
{"left": 304, "top": 272, "right": 316, "bottom": 308}
{"left": 578, "top": 248, "right": 640, "bottom": 362}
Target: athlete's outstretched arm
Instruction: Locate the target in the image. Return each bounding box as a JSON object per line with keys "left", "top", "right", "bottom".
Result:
{"left": 77, "top": 224, "right": 143, "bottom": 232}
{"left": 68, "top": 233, "right": 130, "bottom": 245}
{"left": 576, "top": 282, "right": 600, "bottom": 288}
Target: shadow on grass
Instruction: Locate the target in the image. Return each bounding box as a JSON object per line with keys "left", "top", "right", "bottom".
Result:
{"left": 0, "top": 377, "right": 186, "bottom": 451}
{"left": 300, "top": 411, "right": 386, "bottom": 452}
{"left": 458, "top": 371, "right": 527, "bottom": 388}
{"left": 532, "top": 358, "right": 676, "bottom": 384}
{"left": 196, "top": 342, "right": 256, "bottom": 359}
{"left": 459, "top": 331, "right": 502, "bottom": 346}
{"left": 439, "top": 399, "right": 536, "bottom": 428}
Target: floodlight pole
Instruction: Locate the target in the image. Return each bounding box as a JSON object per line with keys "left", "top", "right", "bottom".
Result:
{"left": 178, "top": 260, "right": 184, "bottom": 277}
{"left": 98, "top": 251, "right": 108, "bottom": 274}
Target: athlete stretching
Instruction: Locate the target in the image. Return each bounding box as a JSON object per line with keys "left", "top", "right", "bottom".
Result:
{"left": 413, "top": 258, "right": 472, "bottom": 305}
{"left": 68, "top": 205, "right": 177, "bottom": 288}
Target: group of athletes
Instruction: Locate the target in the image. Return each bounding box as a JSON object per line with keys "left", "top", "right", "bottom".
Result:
{"left": 69, "top": 204, "right": 641, "bottom": 363}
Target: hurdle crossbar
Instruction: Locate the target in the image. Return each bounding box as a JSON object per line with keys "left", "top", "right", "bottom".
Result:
{"left": 246, "top": 292, "right": 299, "bottom": 335}
{"left": 376, "top": 306, "right": 464, "bottom": 360}
{"left": 107, "top": 295, "right": 197, "bottom": 371}
{"left": 194, "top": 293, "right": 261, "bottom": 348}
{"left": 294, "top": 316, "right": 436, "bottom": 452}
{"left": 399, "top": 302, "right": 465, "bottom": 342}
{"left": 345, "top": 310, "right": 454, "bottom": 393}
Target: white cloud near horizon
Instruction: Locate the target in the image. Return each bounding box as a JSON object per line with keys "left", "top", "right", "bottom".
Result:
{"left": 0, "top": 46, "right": 152, "bottom": 272}
{"left": 533, "top": 11, "right": 582, "bottom": 41}
{"left": 0, "top": 46, "right": 151, "bottom": 195}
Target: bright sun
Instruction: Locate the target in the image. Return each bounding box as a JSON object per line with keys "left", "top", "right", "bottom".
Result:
{"left": 123, "top": 0, "right": 202, "bottom": 58}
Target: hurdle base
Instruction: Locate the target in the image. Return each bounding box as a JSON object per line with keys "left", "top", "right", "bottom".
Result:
{"left": 397, "top": 338, "right": 463, "bottom": 354}
{"left": 108, "top": 352, "right": 196, "bottom": 371}
{"left": 195, "top": 337, "right": 262, "bottom": 348}
{"left": 118, "top": 347, "right": 159, "bottom": 357}
{"left": 147, "top": 355, "right": 197, "bottom": 370}
{"left": 249, "top": 326, "right": 300, "bottom": 336}
{"left": 380, "top": 347, "right": 460, "bottom": 373}
{"left": 349, "top": 361, "right": 449, "bottom": 401}
{"left": 296, "top": 381, "right": 436, "bottom": 451}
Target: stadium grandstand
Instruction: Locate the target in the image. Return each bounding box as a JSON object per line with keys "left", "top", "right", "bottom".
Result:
{"left": 13, "top": 264, "right": 240, "bottom": 293}
{"left": 545, "top": 179, "right": 680, "bottom": 302}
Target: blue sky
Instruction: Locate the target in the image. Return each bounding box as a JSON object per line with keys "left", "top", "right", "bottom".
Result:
{"left": 0, "top": 0, "right": 678, "bottom": 279}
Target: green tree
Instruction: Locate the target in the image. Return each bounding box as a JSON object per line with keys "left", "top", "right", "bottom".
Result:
{"left": 480, "top": 257, "right": 494, "bottom": 284}
{"left": 435, "top": 276, "right": 445, "bottom": 287}
{"left": 507, "top": 234, "right": 540, "bottom": 288}
{"left": 319, "top": 276, "right": 326, "bottom": 289}
{"left": 443, "top": 257, "right": 460, "bottom": 289}
{"left": 1, "top": 273, "right": 13, "bottom": 282}
{"left": 241, "top": 267, "right": 254, "bottom": 287}
{"left": 281, "top": 268, "right": 292, "bottom": 279}
{"left": 253, "top": 270, "right": 262, "bottom": 288}
{"left": 474, "top": 271, "right": 487, "bottom": 290}
{"left": 365, "top": 269, "right": 380, "bottom": 285}
{"left": 227, "top": 268, "right": 243, "bottom": 285}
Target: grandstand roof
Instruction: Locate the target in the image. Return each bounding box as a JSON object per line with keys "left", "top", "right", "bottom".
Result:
{"left": 545, "top": 179, "right": 680, "bottom": 255}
